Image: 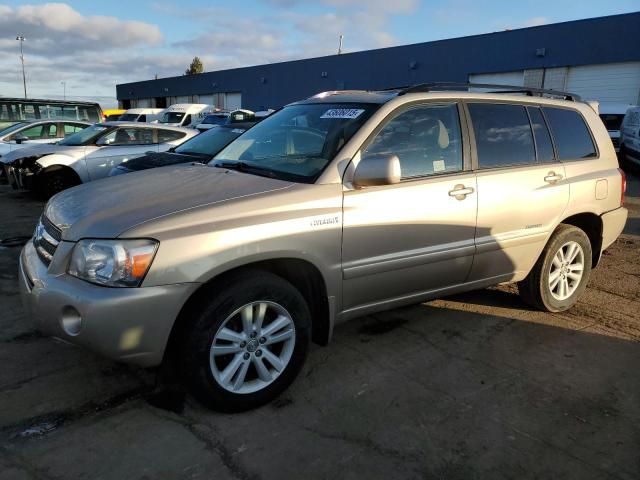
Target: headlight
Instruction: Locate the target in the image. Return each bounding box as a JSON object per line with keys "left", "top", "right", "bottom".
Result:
{"left": 68, "top": 239, "right": 158, "bottom": 287}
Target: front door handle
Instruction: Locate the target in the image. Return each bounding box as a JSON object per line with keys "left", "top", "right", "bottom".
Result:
{"left": 544, "top": 171, "right": 563, "bottom": 184}
{"left": 448, "top": 184, "right": 475, "bottom": 200}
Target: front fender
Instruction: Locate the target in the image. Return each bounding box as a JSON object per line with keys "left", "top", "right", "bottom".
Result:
{"left": 37, "top": 154, "right": 88, "bottom": 183}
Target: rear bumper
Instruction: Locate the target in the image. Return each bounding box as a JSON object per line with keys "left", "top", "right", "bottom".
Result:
{"left": 19, "top": 240, "right": 199, "bottom": 367}
{"left": 601, "top": 207, "right": 628, "bottom": 251}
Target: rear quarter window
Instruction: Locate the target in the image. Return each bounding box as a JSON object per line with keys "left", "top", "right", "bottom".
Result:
{"left": 542, "top": 107, "right": 597, "bottom": 160}
{"left": 158, "top": 130, "right": 186, "bottom": 143}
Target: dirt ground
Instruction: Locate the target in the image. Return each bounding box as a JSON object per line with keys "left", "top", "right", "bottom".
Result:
{"left": 0, "top": 171, "right": 638, "bottom": 480}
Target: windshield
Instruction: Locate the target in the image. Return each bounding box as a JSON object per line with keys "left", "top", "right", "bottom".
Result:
{"left": 599, "top": 114, "right": 625, "bottom": 131}
{"left": 160, "top": 112, "right": 185, "bottom": 124}
{"left": 58, "top": 124, "right": 110, "bottom": 146}
{"left": 118, "top": 113, "right": 139, "bottom": 121}
{"left": 211, "top": 103, "right": 377, "bottom": 182}
{"left": 176, "top": 127, "right": 248, "bottom": 157}
{"left": 202, "top": 115, "right": 228, "bottom": 125}
{"left": 0, "top": 122, "right": 29, "bottom": 137}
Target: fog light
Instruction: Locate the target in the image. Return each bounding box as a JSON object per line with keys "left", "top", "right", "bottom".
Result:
{"left": 60, "top": 306, "right": 82, "bottom": 336}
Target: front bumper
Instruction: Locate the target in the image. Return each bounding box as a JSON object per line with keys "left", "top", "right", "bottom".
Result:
{"left": 19, "top": 240, "right": 199, "bottom": 367}
{"left": 601, "top": 206, "right": 628, "bottom": 251}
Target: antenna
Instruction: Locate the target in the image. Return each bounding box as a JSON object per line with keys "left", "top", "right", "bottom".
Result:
{"left": 338, "top": 34, "right": 343, "bottom": 55}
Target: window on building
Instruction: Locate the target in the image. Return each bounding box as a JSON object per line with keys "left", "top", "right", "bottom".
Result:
{"left": 526, "top": 107, "right": 555, "bottom": 163}
{"left": 468, "top": 103, "right": 535, "bottom": 168}
{"left": 363, "top": 103, "right": 463, "bottom": 178}
{"left": 543, "top": 107, "right": 597, "bottom": 160}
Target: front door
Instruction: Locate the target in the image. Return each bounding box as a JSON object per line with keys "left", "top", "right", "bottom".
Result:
{"left": 341, "top": 103, "right": 477, "bottom": 312}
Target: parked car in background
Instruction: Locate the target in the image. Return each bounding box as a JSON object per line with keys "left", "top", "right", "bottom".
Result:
{"left": 0, "top": 120, "right": 90, "bottom": 157}
{"left": 158, "top": 104, "right": 214, "bottom": 128}
{"left": 103, "top": 109, "right": 126, "bottom": 121}
{"left": 119, "top": 108, "right": 164, "bottom": 123}
{"left": 0, "top": 97, "right": 102, "bottom": 130}
{"left": 195, "top": 112, "right": 230, "bottom": 132}
{"left": 18, "top": 84, "right": 627, "bottom": 411}
{"left": 1, "top": 122, "right": 196, "bottom": 197}
{"left": 228, "top": 109, "right": 256, "bottom": 123}
{"left": 110, "top": 122, "right": 256, "bottom": 176}
{"left": 599, "top": 103, "right": 635, "bottom": 153}
{"left": 620, "top": 105, "right": 640, "bottom": 168}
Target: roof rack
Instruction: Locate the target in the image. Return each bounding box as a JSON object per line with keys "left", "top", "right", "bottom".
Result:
{"left": 396, "top": 82, "right": 581, "bottom": 101}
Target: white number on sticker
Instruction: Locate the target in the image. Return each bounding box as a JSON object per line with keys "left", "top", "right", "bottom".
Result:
{"left": 320, "top": 109, "right": 365, "bottom": 119}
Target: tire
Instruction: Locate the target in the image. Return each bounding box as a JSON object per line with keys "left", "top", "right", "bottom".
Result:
{"left": 179, "top": 270, "right": 311, "bottom": 412}
{"left": 518, "top": 224, "right": 592, "bottom": 312}
{"left": 37, "top": 168, "right": 79, "bottom": 199}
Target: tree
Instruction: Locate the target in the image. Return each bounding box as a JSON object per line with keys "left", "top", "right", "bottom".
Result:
{"left": 185, "top": 56, "right": 204, "bottom": 75}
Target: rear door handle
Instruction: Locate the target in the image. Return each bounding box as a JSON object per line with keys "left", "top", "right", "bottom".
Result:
{"left": 544, "top": 172, "right": 563, "bottom": 184}
{"left": 448, "top": 184, "right": 475, "bottom": 200}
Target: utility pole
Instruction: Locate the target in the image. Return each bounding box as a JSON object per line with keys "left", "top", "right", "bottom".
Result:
{"left": 16, "top": 35, "right": 27, "bottom": 99}
{"left": 338, "top": 34, "right": 343, "bottom": 55}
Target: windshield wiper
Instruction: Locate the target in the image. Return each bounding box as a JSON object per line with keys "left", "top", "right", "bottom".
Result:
{"left": 212, "top": 160, "right": 278, "bottom": 178}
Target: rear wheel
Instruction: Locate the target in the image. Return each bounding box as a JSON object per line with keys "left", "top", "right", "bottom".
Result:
{"left": 180, "top": 270, "right": 310, "bottom": 412}
{"left": 518, "top": 224, "right": 592, "bottom": 312}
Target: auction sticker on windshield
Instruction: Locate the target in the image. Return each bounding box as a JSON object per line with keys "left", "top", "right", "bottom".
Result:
{"left": 320, "top": 109, "right": 365, "bottom": 119}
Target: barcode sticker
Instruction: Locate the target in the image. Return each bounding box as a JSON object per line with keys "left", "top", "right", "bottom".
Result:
{"left": 320, "top": 109, "right": 365, "bottom": 119}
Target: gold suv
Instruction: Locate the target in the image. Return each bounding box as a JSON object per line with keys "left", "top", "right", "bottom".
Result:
{"left": 19, "top": 84, "right": 628, "bottom": 411}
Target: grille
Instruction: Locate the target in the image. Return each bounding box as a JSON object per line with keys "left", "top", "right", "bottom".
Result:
{"left": 33, "top": 216, "right": 61, "bottom": 266}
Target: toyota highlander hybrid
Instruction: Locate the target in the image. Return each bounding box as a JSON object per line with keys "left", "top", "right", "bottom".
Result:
{"left": 19, "top": 84, "right": 627, "bottom": 411}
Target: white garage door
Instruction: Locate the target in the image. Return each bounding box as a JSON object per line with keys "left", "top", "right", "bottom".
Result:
{"left": 566, "top": 62, "right": 640, "bottom": 104}
{"left": 469, "top": 71, "right": 524, "bottom": 87}
{"left": 225, "top": 93, "right": 242, "bottom": 110}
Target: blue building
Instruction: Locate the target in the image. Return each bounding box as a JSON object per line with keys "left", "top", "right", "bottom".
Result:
{"left": 117, "top": 12, "right": 640, "bottom": 111}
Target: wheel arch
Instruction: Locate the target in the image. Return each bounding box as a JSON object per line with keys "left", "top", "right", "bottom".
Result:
{"left": 559, "top": 212, "right": 603, "bottom": 267}
{"left": 163, "top": 257, "right": 332, "bottom": 366}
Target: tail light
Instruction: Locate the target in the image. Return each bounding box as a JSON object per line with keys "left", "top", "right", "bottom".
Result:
{"left": 618, "top": 167, "right": 626, "bottom": 207}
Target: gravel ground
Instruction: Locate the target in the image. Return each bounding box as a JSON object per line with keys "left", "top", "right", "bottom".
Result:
{"left": 0, "top": 172, "right": 638, "bottom": 480}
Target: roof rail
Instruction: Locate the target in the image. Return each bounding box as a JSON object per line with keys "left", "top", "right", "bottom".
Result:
{"left": 397, "top": 82, "right": 581, "bottom": 101}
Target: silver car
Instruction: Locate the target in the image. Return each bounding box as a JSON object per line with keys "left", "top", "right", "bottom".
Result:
{"left": 19, "top": 85, "right": 628, "bottom": 411}
{"left": 0, "top": 119, "right": 90, "bottom": 157}
{"left": 2, "top": 122, "right": 197, "bottom": 197}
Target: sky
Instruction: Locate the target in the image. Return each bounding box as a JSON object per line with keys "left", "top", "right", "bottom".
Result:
{"left": 0, "top": 0, "right": 637, "bottom": 107}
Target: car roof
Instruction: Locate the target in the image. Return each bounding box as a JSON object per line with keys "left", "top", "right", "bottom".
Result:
{"left": 293, "top": 84, "right": 586, "bottom": 107}
{"left": 11, "top": 119, "right": 91, "bottom": 126}
{"left": 100, "top": 121, "right": 193, "bottom": 132}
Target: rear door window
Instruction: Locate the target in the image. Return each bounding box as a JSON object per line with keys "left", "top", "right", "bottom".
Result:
{"left": 468, "top": 103, "right": 535, "bottom": 168}
{"left": 527, "top": 107, "right": 555, "bottom": 163}
{"left": 542, "top": 107, "right": 597, "bottom": 160}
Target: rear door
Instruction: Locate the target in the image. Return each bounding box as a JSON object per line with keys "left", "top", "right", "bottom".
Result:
{"left": 84, "top": 127, "right": 159, "bottom": 180}
{"left": 341, "top": 102, "right": 478, "bottom": 311}
{"left": 466, "top": 102, "right": 569, "bottom": 282}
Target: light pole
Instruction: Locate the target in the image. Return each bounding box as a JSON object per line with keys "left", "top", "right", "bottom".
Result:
{"left": 61, "top": 81, "right": 66, "bottom": 100}
{"left": 16, "top": 35, "right": 27, "bottom": 99}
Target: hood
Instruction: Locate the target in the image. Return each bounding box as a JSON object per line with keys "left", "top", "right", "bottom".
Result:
{"left": 0, "top": 143, "right": 81, "bottom": 164}
{"left": 119, "top": 152, "right": 202, "bottom": 172}
{"left": 45, "top": 163, "right": 294, "bottom": 240}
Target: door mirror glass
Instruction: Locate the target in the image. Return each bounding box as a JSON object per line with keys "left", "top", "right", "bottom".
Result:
{"left": 353, "top": 153, "right": 401, "bottom": 187}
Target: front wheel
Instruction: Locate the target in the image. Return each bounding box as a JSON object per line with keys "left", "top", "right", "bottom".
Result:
{"left": 180, "top": 270, "right": 310, "bottom": 412}
{"left": 37, "top": 168, "right": 79, "bottom": 199}
{"left": 518, "top": 225, "right": 592, "bottom": 312}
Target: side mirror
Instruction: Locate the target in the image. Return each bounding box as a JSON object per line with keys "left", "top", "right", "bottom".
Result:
{"left": 353, "top": 153, "right": 401, "bottom": 188}
{"left": 14, "top": 135, "right": 28, "bottom": 144}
